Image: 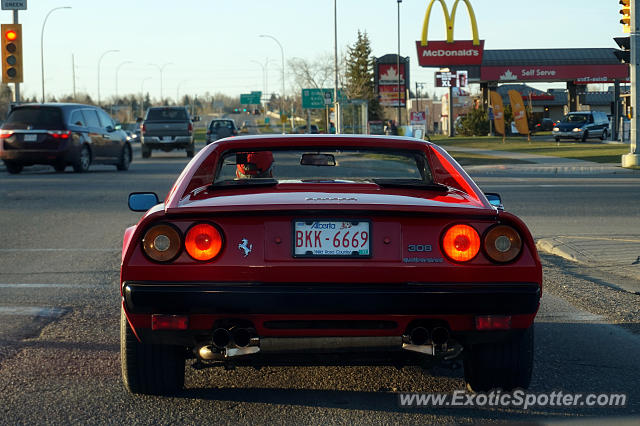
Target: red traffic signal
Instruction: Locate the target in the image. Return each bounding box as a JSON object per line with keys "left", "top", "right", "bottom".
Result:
{"left": 1, "top": 24, "right": 23, "bottom": 83}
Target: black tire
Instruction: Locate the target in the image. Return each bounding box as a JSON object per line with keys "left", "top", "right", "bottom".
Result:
{"left": 554, "top": 137, "right": 560, "bottom": 142}
{"left": 4, "top": 161, "right": 23, "bottom": 174}
{"left": 601, "top": 129, "right": 608, "bottom": 141}
{"left": 53, "top": 163, "right": 66, "bottom": 173}
{"left": 463, "top": 326, "right": 534, "bottom": 392}
{"left": 141, "top": 144, "right": 151, "bottom": 159}
{"left": 116, "top": 144, "right": 132, "bottom": 171}
{"left": 186, "top": 143, "right": 195, "bottom": 158}
{"left": 73, "top": 145, "right": 91, "bottom": 173}
{"left": 581, "top": 131, "right": 588, "bottom": 142}
{"left": 120, "top": 307, "right": 185, "bottom": 395}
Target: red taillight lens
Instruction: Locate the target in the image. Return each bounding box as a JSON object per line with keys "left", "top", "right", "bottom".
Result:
{"left": 476, "top": 315, "right": 512, "bottom": 330}
{"left": 441, "top": 224, "right": 480, "bottom": 262}
{"left": 142, "top": 224, "right": 182, "bottom": 262}
{"left": 188, "top": 122, "right": 193, "bottom": 133}
{"left": 141, "top": 123, "right": 146, "bottom": 134}
{"left": 185, "top": 223, "right": 223, "bottom": 261}
{"left": 483, "top": 225, "right": 522, "bottom": 263}
{"left": 48, "top": 130, "right": 71, "bottom": 139}
{"left": 152, "top": 315, "right": 188, "bottom": 330}
{"left": 0, "top": 131, "right": 13, "bottom": 139}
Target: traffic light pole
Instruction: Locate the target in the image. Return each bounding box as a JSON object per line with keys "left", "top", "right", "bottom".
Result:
{"left": 623, "top": 0, "right": 640, "bottom": 167}
{"left": 12, "top": 10, "right": 19, "bottom": 103}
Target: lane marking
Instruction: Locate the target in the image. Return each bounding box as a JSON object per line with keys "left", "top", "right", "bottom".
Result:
{"left": 0, "top": 283, "right": 100, "bottom": 289}
{"left": 0, "top": 306, "right": 67, "bottom": 317}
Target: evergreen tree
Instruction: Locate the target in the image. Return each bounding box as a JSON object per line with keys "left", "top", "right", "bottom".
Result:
{"left": 344, "top": 30, "right": 381, "bottom": 120}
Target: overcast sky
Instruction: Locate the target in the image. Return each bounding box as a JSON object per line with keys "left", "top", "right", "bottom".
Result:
{"left": 3, "top": 0, "right": 623, "bottom": 102}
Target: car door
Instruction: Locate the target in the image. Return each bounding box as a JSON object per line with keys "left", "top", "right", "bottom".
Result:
{"left": 97, "top": 108, "right": 122, "bottom": 159}
{"left": 81, "top": 108, "right": 107, "bottom": 160}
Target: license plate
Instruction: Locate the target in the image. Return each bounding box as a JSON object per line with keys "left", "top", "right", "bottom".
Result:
{"left": 23, "top": 134, "right": 37, "bottom": 142}
{"left": 162, "top": 136, "right": 172, "bottom": 142}
{"left": 293, "top": 220, "right": 371, "bottom": 257}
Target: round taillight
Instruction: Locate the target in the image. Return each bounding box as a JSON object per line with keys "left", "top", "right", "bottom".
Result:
{"left": 484, "top": 225, "right": 522, "bottom": 263}
{"left": 185, "top": 223, "right": 223, "bottom": 261}
{"left": 142, "top": 224, "right": 182, "bottom": 262}
{"left": 442, "top": 224, "right": 480, "bottom": 262}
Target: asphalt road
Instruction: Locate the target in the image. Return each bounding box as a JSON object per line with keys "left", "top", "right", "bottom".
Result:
{"left": 0, "top": 145, "right": 639, "bottom": 423}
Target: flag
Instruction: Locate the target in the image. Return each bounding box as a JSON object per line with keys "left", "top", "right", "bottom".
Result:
{"left": 508, "top": 90, "right": 529, "bottom": 135}
{"left": 489, "top": 91, "right": 505, "bottom": 136}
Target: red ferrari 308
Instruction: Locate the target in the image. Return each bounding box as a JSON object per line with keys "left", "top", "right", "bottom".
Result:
{"left": 120, "top": 135, "right": 542, "bottom": 395}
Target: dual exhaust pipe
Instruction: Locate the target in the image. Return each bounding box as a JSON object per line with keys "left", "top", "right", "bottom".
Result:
{"left": 402, "top": 326, "right": 450, "bottom": 356}
{"left": 199, "top": 326, "right": 259, "bottom": 360}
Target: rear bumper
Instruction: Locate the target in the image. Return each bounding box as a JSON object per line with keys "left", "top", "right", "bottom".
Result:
{"left": 123, "top": 281, "right": 541, "bottom": 316}
{"left": 141, "top": 136, "right": 193, "bottom": 149}
{"left": 0, "top": 146, "right": 76, "bottom": 164}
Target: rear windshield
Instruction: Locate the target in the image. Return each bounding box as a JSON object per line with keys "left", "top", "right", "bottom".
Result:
{"left": 210, "top": 120, "right": 234, "bottom": 129}
{"left": 146, "top": 108, "right": 188, "bottom": 121}
{"left": 214, "top": 148, "right": 432, "bottom": 184}
{"left": 3, "top": 107, "right": 65, "bottom": 130}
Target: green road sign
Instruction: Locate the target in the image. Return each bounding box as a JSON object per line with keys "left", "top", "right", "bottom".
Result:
{"left": 301, "top": 88, "right": 346, "bottom": 109}
{"left": 240, "top": 91, "right": 262, "bottom": 105}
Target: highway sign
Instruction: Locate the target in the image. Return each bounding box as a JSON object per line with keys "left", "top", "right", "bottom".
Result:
{"left": 240, "top": 91, "right": 261, "bottom": 104}
{"left": 302, "top": 88, "right": 346, "bottom": 109}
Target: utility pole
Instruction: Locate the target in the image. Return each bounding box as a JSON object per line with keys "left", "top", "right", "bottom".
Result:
{"left": 623, "top": 0, "right": 640, "bottom": 167}
{"left": 71, "top": 54, "right": 76, "bottom": 100}
{"left": 12, "top": 9, "right": 20, "bottom": 103}
{"left": 333, "top": 0, "right": 341, "bottom": 134}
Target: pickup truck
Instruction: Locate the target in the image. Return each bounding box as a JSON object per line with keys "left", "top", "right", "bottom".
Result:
{"left": 140, "top": 107, "right": 197, "bottom": 158}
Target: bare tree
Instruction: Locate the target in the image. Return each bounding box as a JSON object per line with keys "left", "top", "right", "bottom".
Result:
{"left": 288, "top": 53, "right": 335, "bottom": 92}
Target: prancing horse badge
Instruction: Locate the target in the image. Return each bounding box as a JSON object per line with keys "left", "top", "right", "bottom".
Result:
{"left": 238, "top": 238, "right": 253, "bottom": 257}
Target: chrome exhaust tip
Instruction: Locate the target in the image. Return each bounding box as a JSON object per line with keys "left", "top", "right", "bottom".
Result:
{"left": 230, "top": 327, "right": 254, "bottom": 348}
{"left": 409, "top": 326, "right": 430, "bottom": 346}
{"left": 431, "top": 326, "right": 450, "bottom": 345}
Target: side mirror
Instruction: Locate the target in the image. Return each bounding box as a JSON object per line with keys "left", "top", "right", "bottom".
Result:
{"left": 484, "top": 192, "right": 504, "bottom": 211}
{"left": 192, "top": 115, "right": 201, "bottom": 122}
{"left": 106, "top": 125, "right": 114, "bottom": 132}
{"left": 128, "top": 192, "right": 160, "bottom": 212}
{"left": 136, "top": 117, "right": 143, "bottom": 123}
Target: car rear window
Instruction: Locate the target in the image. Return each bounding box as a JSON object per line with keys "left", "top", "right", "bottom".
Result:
{"left": 3, "top": 107, "right": 65, "bottom": 130}
{"left": 146, "top": 108, "right": 188, "bottom": 121}
{"left": 214, "top": 148, "right": 432, "bottom": 184}
{"left": 210, "top": 120, "right": 234, "bottom": 129}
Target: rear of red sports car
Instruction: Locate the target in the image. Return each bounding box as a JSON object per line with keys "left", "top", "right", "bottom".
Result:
{"left": 120, "top": 135, "right": 542, "bottom": 395}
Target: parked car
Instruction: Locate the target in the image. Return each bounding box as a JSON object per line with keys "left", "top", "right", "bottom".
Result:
{"left": 141, "top": 106, "right": 196, "bottom": 158}
{"left": 293, "top": 124, "right": 319, "bottom": 134}
{"left": 533, "top": 118, "right": 555, "bottom": 132}
{"left": 552, "top": 111, "right": 609, "bottom": 142}
{"left": 0, "top": 103, "right": 131, "bottom": 174}
{"left": 206, "top": 119, "right": 238, "bottom": 144}
{"left": 121, "top": 134, "right": 542, "bottom": 395}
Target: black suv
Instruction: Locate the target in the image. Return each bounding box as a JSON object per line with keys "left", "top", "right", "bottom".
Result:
{"left": 552, "top": 111, "right": 610, "bottom": 142}
{"left": 0, "top": 103, "right": 131, "bottom": 174}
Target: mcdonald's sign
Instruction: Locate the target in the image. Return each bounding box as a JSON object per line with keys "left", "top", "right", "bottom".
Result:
{"left": 416, "top": 0, "right": 485, "bottom": 67}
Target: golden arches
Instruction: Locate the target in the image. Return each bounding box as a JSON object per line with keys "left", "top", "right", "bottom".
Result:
{"left": 421, "top": 0, "right": 480, "bottom": 46}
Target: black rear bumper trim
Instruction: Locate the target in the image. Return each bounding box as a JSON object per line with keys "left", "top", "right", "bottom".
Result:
{"left": 123, "top": 282, "right": 541, "bottom": 316}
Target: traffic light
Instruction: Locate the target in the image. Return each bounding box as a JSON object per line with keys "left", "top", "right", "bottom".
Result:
{"left": 620, "top": 0, "right": 631, "bottom": 33}
{"left": 1, "top": 24, "right": 23, "bottom": 84}
{"left": 614, "top": 36, "right": 631, "bottom": 63}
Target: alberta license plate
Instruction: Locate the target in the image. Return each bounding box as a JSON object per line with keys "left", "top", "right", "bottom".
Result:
{"left": 293, "top": 220, "right": 371, "bottom": 257}
{"left": 162, "top": 136, "right": 172, "bottom": 142}
{"left": 23, "top": 134, "right": 37, "bottom": 142}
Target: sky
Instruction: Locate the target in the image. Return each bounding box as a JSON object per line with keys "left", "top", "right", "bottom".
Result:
{"left": 2, "top": 0, "right": 625, "bottom": 102}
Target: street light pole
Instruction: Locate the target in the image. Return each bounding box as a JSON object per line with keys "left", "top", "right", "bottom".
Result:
{"left": 115, "top": 60, "right": 132, "bottom": 100}
{"left": 176, "top": 80, "right": 188, "bottom": 105}
{"left": 97, "top": 49, "right": 119, "bottom": 107}
{"left": 397, "top": 0, "right": 402, "bottom": 127}
{"left": 260, "top": 34, "right": 285, "bottom": 134}
{"left": 40, "top": 6, "right": 71, "bottom": 103}
{"left": 149, "top": 62, "right": 172, "bottom": 104}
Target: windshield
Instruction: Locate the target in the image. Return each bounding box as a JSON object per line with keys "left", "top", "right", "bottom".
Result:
{"left": 562, "top": 114, "right": 588, "bottom": 123}
{"left": 213, "top": 148, "right": 433, "bottom": 185}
